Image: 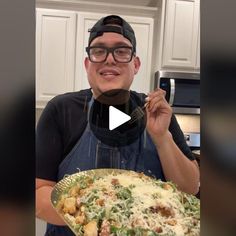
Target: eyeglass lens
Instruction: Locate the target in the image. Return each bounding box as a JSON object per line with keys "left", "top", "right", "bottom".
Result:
{"left": 88, "top": 47, "right": 133, "bottom": 63}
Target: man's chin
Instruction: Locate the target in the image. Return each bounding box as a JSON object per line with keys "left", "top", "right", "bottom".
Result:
{"left": 94, "top": 89, "right": 130, "bottom": 105}
{"left": 99, "top": 86, "right": 124, "bottom": 94}
{"left": 93, "top": 86, "right": 130, "bottom": 100}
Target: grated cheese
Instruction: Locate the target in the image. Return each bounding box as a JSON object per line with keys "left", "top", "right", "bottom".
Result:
{"left": 56, "top": 171, "right": 200, "bottom": 235}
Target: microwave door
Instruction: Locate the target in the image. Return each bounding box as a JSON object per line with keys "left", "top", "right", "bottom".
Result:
{"left": 154, "top": 71, "right": 200, "bottom": 114}
{"left": 158, "top": 78, "right": 175, "bottom": 106}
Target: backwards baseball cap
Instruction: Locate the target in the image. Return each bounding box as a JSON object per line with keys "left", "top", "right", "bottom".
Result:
{"left": 88, "top": 15, "right": 136, "bottom": 52}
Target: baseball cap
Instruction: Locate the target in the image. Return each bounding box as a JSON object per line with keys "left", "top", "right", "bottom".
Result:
{"left": 88, "top": 15, "right": 136, "bottom": 52}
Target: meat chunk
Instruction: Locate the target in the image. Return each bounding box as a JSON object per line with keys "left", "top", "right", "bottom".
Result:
{"left": 155, "top": 226, "right": 163, "bottom": 233}
{"left": 111, "top": 178, "right": 120, "bottom": 186}
{"left": 99, "top": 220, "right": 110, "bottom": 236}
{"left": 149, "top": 203, "right": 175, "bottom": 217}
{"left": 96, "top": 198, "right": 105, "bottom": 206}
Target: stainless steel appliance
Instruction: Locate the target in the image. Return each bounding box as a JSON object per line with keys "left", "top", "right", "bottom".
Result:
{"left": 184, "top": 132, "right": 200, "bottom": 163}
{"left": 154, "top": 71, "right": 200, "bottom": 114}
{"left": 184, "top": 132, "right": 200, "bottom": 148}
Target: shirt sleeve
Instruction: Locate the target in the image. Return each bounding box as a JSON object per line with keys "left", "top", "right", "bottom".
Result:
{"left": 169, "top": 115, "right": 195, "bottom": 161}
{"left": 36, "top": 101, "right": 63, "bottom": 181}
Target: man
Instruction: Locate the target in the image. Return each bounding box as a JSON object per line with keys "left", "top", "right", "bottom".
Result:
{"left": 36, "top": 15, "right": 199, "bottom": 235}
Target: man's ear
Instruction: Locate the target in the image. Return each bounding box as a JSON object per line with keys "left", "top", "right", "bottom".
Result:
{"left": 84, "top": 57, "right": 89, "bottom": 71}
{"left": 134, "top": 56, "right": 141, "bottom": 75}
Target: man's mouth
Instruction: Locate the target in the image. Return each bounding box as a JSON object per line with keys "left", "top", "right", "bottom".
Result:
{"left": 99, "top": 69, "right": 120, "bottom": 79}
{"left": 100, "top": 72, "right": 118, "bottom": 76}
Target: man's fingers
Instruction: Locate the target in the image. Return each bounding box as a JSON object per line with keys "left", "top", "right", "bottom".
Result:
{"left": 147, "top": 100, "right": 171, "bottom": 114}
{"left": 148, "top": 88, "right": 166, "bottom": 98}
{"left": 148, "top": 97, "right": 163, "bottom": 112}
{"left": 146, "top": 89, "right": 169, "bottom": 113}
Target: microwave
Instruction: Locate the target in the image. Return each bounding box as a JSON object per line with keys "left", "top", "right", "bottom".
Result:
{"left": 154, "top": 71, "right": 200, "bottom": 114}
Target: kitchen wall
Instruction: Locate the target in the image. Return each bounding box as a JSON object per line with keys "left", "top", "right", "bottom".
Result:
{"left": 175, "top": 114, "right": 200, "bottom": 133}
{"left": 36, "top": 108, "right": 43, "bottom": 124}
{"left": 36, "top": 218, "right": 46, "bottom": 236}
{"left": 36, "top": 108, "right": 46, "bottom": 236}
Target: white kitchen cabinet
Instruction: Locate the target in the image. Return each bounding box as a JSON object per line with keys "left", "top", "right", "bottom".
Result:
{"left": 36, "top": 9, "right": 76, "bottom": 108}
{"left": 162, "top": 0, "right": 200, "bottom": 69}
{"left": 75, "top": 12, "right": 154, "bottom": 94}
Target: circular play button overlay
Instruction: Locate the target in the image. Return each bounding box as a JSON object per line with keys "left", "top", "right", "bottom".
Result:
{"left": 89, "top": 89, "right": 147, "bottom": 147}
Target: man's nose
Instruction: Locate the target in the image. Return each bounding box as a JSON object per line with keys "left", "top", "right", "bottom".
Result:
{"left": 105, "top": 52, "right": 116, "bottom": 64}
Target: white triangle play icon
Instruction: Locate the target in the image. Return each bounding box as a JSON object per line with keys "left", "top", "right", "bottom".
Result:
{"left": 109, "top": 106, "right": 131, "bottom": 131}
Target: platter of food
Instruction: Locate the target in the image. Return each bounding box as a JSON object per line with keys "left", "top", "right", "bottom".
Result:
{"left": 51, "top": 169, "right": 200, "bottom": 235}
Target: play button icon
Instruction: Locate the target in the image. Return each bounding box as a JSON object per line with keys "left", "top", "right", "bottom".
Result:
{"left": 89, "top": 89, "right": 147, "bottom": 147}
{"left": 109, "top": 106, "right": 131, "bottom": 131}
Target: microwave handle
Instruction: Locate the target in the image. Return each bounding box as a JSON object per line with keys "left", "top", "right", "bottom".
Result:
{"left": 169, "top": 79, "right": 175, "bottom": 106}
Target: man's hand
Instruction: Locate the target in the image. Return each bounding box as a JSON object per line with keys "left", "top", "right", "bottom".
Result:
{"left": 145, "top": 88, "right": 200, "bottom": 195}
{"left": 36, "top": 178, "right": 66, "bottom": 225}
{"left": 146, "top": 88, "right": 172, "bottom": 146}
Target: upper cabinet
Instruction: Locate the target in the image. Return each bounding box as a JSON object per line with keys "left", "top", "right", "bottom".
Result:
{"left": 36, "top": 9, "right": 77, "bottom": 108}
{"left": 161, "top": 0, "right": 200, "bottom": 70}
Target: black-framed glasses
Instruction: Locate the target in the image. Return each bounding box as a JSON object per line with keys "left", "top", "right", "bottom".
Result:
{"left": 86, "top": 46, "right": 134, "bottom": 63}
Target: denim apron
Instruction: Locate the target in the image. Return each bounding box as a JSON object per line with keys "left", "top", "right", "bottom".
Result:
{"left": 45, "top": 98, "right": 165, "bottom": 236}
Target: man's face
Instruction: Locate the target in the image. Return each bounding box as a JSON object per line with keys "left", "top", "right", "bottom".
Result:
{"left": 84, "top": 32, "right": 141, "bottom": 98}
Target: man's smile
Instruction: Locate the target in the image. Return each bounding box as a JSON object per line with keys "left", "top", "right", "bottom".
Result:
{"left": 99, "top": 68, "right": 120, "bottom": 80}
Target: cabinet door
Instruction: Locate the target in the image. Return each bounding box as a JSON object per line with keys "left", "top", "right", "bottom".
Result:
{"left": 162, "top": 0, "right": 200, "bottom": 69}
{"left": 36, "top": 9, "right": 76, "bottom": 108}
{"left": 75, "top": 12, "right": 154, "bottom": 94}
